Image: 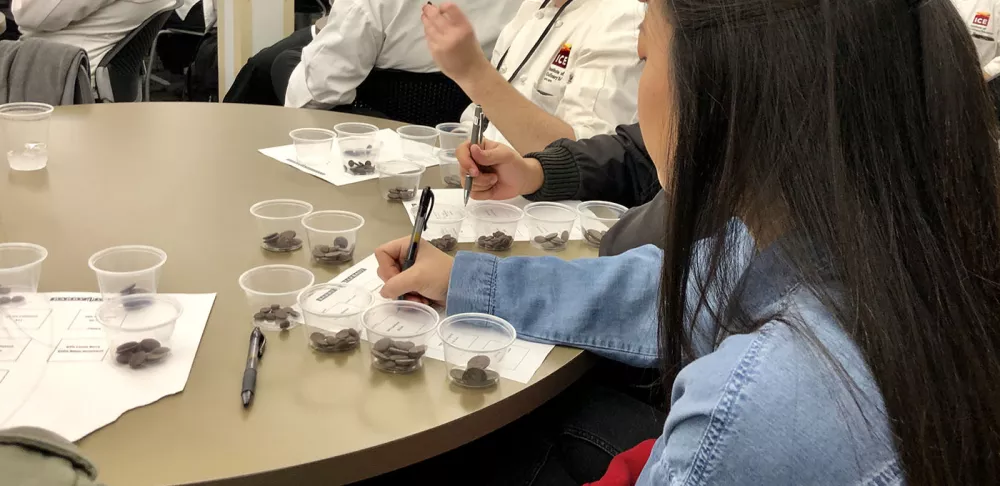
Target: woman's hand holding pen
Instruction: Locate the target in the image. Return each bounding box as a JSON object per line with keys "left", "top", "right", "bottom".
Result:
{"left": 456, "top": 140, "right": 545, "bottom": 200}
{"left": 375, "top": 238, "right": 453, "bottom": 306}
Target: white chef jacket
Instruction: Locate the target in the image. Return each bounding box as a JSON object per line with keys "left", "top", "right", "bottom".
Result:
{"left": 463, "top": 0, "right": 643, "bottom": 146}
{"left": 952, "top": 0, "right": 1000, "bottom": 79}
{"left": 285, "top": 0, "right": 520, "bottom": 109}
{"left": 13, "top": 0, "right": 183, "bottom": 74}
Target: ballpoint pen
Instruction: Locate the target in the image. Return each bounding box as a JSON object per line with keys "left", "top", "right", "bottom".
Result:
{"left": 464, "top": 105, "right": 489, "bottom": 206}
{"left": 241, "top": 326, "right": 266, "bottom": 408}
{"left": 401, "top": 187, "right": 435, "bottom": 274}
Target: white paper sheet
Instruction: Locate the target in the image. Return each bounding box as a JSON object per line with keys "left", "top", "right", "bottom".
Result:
{"left": 327, "top": 255, "right": 553, "bottom": 383}
{"left": 258, "top": 129, "right": 441, "bottom": 186}
{"left": 0, "top": 293, "right": 216, "bottom": 441}
{"left": 405, "top": 188, "right": 584, "bottom": 243}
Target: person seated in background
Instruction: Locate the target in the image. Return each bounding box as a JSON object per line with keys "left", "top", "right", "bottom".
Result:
{"left": 421, "top": 0, "right": 644, "bottom": 154}
{"left": 282, "top": 0, "right": 519, "bottom": 110}
{"left": 951, "top": 0, "right": 1000, "bottom": 79}
{"left": 165, "top": 0, "right": 212, "bottom": 31}
{"left": 12, "top": 0, "right": 182, "bottom": 77}
{"left": 223, "top": 15, "right": 324, "bottom": 105}
{"left": 457, "top": 125, "right": 662, "bottom": 256}
{"left": 369, "top": 0, "right": 1000, "bottom": 482}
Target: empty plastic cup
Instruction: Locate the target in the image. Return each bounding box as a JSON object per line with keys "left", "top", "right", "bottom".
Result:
{"left": 436, "top": 122, "right": 471, "bottom": 151}
{"left": 1, "top": 102, "right": 53, "bottom": 171}
{"left": 439, "top": 313, "right": 516, "bottom": 388}
{"left": 238, "top": 264, "right": 315, "bottom": 331}
{"left": 0, "top": 243, "right": 47, "bottom": 294}
{"left": 397, "top": 125, "right": 438, "bottom": 162}
{"left": 289, "top": 128, "right": 336, "bottom": 167}
{"left": 88, "top": 246, "right": 167, "bottom": 300}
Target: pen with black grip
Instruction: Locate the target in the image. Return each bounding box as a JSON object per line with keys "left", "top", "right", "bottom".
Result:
{"left": 401, "top": 187, "right": 435, "bottom": 273}
{"left": 241, "top": 326, "right": 265, "bottom": 408}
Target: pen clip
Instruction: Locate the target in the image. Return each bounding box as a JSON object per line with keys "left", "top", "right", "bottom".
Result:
{"left": 251, "top": 327, "right": 266, "bottom": 358}
{"left": 258, "top": 334, "right": 266, "bottom": 358}
{"left": 416, "top": 187, "right": 435, "bottom": 230}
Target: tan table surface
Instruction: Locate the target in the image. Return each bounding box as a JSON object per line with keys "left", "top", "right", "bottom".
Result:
{"left": 0, "top": 103, "right": 595, "bottom": 486}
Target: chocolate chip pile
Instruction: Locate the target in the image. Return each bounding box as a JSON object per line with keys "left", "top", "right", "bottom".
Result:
{"left": 312, "top": 236, "right": 354, "bottom": 264}
{"left": 346, "top": 159, "right": 375, "bottom": 175}
{"left": 533, "top": 231, "right": 570, "bottom": 251}
{"left": 310, "top": 328, "right": 360, "bottom": 352}
{"left": 385, "top": 187, "right": 416, "bottom": 201}
{"left": 0, "top": 285, "right": 24, "bottom": 305}
{"left": 371, "top": 337, "right": 427, "bottom": 373}
{"left": 115, "top": 338, "right": 170, "bottom": 369}
{"left": 120, "top": 284, "right": 153, "bottom": 309}
{"left": 477, "top": 231, "right": 514, "bottom": 251}
{"left": 450, "top": 354, "right": 500, "bottom": 388}
{"left": 430, "top": 234, "right": 458, "bottom": 252}
{"left": 262, "top": 230, "right": 303, "bottom": 252}
{"left": 443, "top": 175, "right": 462, "bottom": 188}
{"left": 583, "top": 228, "right": 607, "bottom": 246}
{"left": 255, "top": 304, "right": 299, "bottom": 330}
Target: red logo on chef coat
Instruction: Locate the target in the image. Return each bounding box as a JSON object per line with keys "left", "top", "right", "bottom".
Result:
{"left": 974, "top": 12, "right": 991, "bottom": 27}
{"left": 552, "top": 44, "right": 571, "bottom": 69}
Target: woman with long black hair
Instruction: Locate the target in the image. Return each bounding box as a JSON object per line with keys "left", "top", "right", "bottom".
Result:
{"left": 374, "top": 0, "right": 1000, "bottom": 483}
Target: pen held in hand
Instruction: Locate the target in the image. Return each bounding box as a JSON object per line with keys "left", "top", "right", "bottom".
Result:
{"left": 464, "top": 106, "right": 488, "bottom": 206}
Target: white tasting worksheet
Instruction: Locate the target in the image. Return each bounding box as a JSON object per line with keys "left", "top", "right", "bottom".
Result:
{"left": 0, "top": 293, "right": 216, "bottom": 441}
{"left": 326, "top": 255, "right": 554, "bottom": 384}
{"left": 259, "top": 129, "right": 441, "bottom": 186}
{"left": 404, "top": 189, "right": 585, "bottom": 243}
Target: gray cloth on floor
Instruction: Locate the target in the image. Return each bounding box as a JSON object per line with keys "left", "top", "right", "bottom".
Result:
{"left": 0, "top": 38, "right": 94, "bottom": 105}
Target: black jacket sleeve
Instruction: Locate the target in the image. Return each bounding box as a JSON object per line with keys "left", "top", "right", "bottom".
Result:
{"left": 522, "top": 123, "right": 660, "bottom": 207}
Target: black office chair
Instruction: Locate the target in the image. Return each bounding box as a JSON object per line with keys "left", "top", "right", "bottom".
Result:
{"left": 95, "top": 8, "right": 175, "bottom": 102}
{"left": 334, "top": 69, "right": 472, "bottom": 126}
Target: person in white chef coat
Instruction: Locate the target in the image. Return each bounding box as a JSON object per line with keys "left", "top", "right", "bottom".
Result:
{"left": 421, "top": 0, "right": 643, "bottom": 154}
{"left": 283, "top": 0, "right": 519, "bottom": 110}
{"left": 12, "top": 0, "right": 183, "bottom": 77}
{"left": 952, "top": 0, "right": 1000, "bottom": 79}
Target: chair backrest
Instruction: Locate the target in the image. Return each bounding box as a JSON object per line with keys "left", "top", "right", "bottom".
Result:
{"left": 95, "top": 8, "right": 175, "bottom": 102}
{"left": 347, "top": 69, "right": 471, "bottom": 127}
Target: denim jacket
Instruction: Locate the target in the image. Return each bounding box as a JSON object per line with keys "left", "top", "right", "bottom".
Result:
{"left": 446, "top": 224, "right": 903, "bottom": 485}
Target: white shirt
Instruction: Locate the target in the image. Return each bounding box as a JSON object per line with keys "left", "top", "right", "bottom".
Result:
{"left": 952, "top": 0, "right": 1000, "bottom": 79}
{"left": 285, "top": 0, "right": 521, "bottom": 109}
{"left": 13, "top": 0, "right": 183, "bottom": 74}
{"left": 464, "top": 0, "right": 643, "bottom": 146}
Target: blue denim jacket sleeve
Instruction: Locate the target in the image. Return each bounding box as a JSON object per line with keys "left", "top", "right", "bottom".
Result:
{"left": 445, "top": 244, "right": 663, "bottom": 368}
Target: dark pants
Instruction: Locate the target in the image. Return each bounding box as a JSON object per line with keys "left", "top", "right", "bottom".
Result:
{"left": 223, "top": 27, "right": 312, "bottom": 105}
{"left": 357, "top": 381, "right": 666, "bottom": 485}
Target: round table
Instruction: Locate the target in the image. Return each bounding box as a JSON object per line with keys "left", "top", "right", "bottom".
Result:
{"left": 0, "top": 103, "right": 594, "bottom": 485}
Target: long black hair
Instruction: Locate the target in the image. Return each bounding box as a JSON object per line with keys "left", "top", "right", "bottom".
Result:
{"left": 656, "top": 0, "right": 1000, "bottom": 483}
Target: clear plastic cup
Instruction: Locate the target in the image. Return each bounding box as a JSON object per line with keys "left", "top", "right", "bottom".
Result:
{"left": 289, "top": 128, "right": 336, "bottom": 168}
{"left": 439, "top": 313, "right": 516, "bottom": 388}
{"left": 97, "top": 294, "right": 182, "bottom": 369}
{"left": 438, "top": 149, "right": 462, "bottom": 188}
{"left": 425, "top": 204, "right": 467, "bottom": 253}
{"left": 376, "top": 160, "right": 425, "bottom": 202}
{"left": 249, "top": 199, "right": 312, "bottom": 252}
{"left": 397, "top": 125, "right": 438, "bottom": 163}
{"left": 361, "top": 301, "right": 439, "bottom": 374}
{"left": 436, "top": 122, "right": 470, "bottom": 151}
{"left": 0, "top": 242, "right": 47, "bottom": 315}
{"left": 471, "top": 203, "right": 524, "bottom": 252}
{"left": 334, "top": 122, "right": 379, "bottom": 139}
{"left": 577, "top": 201, "right": 628, "bottom": 248}
{"left": 1, "top": 102, "right": 53, "bottom": 171}
{"left": 88, "top": 246, "right": 167, "bottom": 300}
{"left": 339, "top": 136, "right": 381, "bottom": 175}
{"left": 238, "top": 265, "right": 315, "bottom": 331}
{"left": 302, "top": 210, "right": 365, "bottom": 265}
{"left": 297, "top": 283, "right": 374, "bottom": 353}
{"left": 524, "top": 202, "right": 577, "bottom": 252}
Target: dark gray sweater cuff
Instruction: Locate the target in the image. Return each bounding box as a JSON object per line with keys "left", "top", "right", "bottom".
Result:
{"left": 523, "top": 146, "right": 580, "bottom": 201}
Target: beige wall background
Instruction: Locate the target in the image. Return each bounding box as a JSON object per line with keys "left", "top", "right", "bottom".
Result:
{"left": 216, "top": 0, "right": 297, "bottom": 99}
